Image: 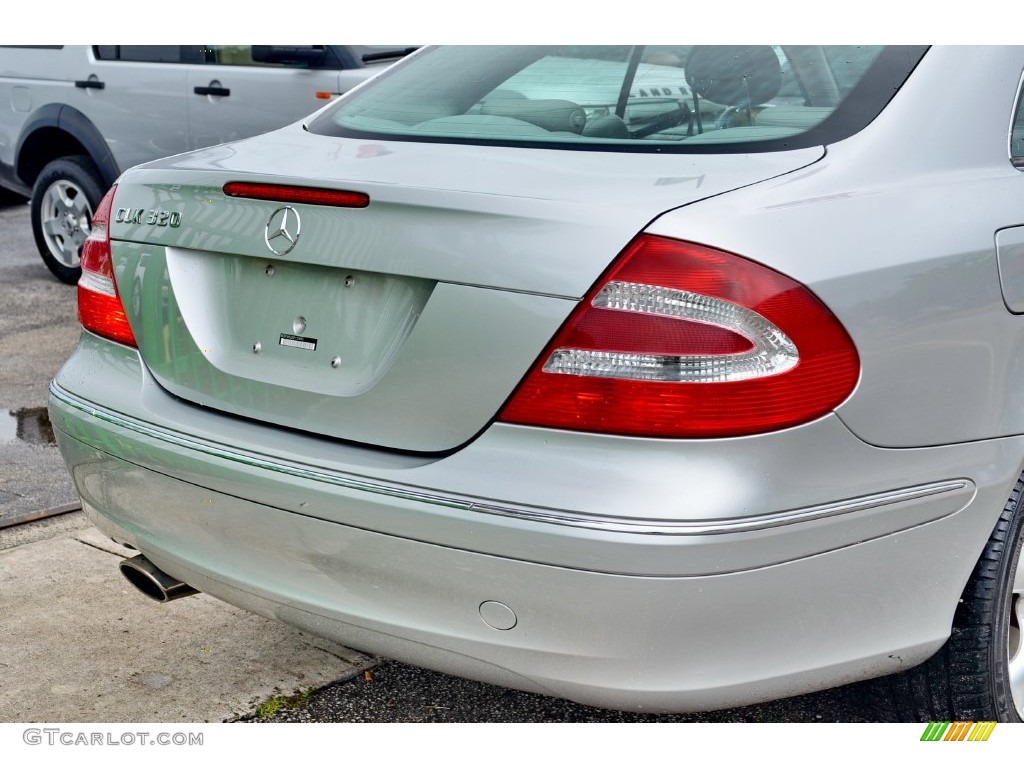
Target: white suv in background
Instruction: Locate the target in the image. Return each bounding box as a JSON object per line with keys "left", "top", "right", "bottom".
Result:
{"left": 0, "top": 44, "right": 415, "bottom": 283}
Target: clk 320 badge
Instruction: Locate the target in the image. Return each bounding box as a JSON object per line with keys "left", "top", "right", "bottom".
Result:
{"left": 114, "top": 208, "right": 182, "bottom": 228}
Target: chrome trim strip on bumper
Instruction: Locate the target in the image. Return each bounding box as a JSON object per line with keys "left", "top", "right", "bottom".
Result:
{"left": 50, "top": 380, "right": 971, "bottom": 536}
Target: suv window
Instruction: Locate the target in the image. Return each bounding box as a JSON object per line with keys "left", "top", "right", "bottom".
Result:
{"left": 201, "top": 45, "right": 309, "bottom": 67}
{"left": 93, "top": 46, "right": 202, "bottom": 64}
{"left": 310, "top": 45, "right": 924, "bottom": 153}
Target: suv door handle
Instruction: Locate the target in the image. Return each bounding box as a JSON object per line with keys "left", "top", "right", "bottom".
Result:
{"left": 74, "top": 79, "right": 105, "bottom": 89}
{"left": 194, "top": 85, "right": 230, "bottom": 97}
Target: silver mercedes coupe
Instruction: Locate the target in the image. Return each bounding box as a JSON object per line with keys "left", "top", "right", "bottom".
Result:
{"left": 48, "top": 45, "right": 1024, "bottom": 720}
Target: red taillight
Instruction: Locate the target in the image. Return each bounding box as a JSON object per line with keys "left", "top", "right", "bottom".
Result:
{"left": 499, "top": 235, "right": 859, "bottom": 438}
{"left": 77, "top": 184, "right": 137, "bottom": 348}
{"left": 222, "top": 182, "right": 369, "bottom": 208}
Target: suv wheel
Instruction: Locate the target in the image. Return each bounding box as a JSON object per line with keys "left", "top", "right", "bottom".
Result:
{"left": 869, "top": 474, "right": 1024, "bottom": 721}
{"left": 31, "top": 155, "right": 106, "bottom": 285}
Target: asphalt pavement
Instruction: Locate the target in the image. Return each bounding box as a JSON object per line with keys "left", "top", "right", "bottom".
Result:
{"left": 0, "top": 200, "right": 79, "bottom": 525}
{"left": 0, "top": 198, "right": 882, "bottom": 722}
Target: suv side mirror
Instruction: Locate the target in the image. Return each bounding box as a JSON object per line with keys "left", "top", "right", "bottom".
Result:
{"left": 251, "top": 46, "right": 326, "bottom": 67}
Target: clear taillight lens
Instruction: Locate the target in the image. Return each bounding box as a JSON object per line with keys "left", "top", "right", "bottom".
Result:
{"left": 78, "top": 185, "right": 136, "bottom": 347}
{"left": 545, "top": 281, "right": 798, "bottom": 382}
{"left": 499, "top": 235, "right": 859, "bottom": 438}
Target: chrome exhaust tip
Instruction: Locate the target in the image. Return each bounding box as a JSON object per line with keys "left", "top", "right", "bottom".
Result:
{"left": 119, "top": 554, "right": 199, "bottom": 602}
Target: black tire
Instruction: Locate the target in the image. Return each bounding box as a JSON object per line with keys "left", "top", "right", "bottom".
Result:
{"left": 30, "top": 155, "right": 106, "bottom": 285}
{"left": 867, "top": 474, "right": 1024, "bottom": 721}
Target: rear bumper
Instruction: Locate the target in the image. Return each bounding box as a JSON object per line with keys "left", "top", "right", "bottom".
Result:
{"left": 47, "top": 337, "right": 1024, "bottom": 712}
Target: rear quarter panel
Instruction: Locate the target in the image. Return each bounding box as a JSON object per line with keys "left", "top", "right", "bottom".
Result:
{"left": 0, "top": 45, "right": 72, "bottom": 181}
{"left": 647, "top": 46, "right": 1024, "bottom": 448}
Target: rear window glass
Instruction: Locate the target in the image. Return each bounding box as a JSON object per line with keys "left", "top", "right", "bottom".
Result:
{"left": 309, "top": 45, "right": 926, "bottom": 153}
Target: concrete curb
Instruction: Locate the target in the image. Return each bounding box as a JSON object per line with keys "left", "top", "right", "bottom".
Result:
{"left": 0, "top": 502, "right": 80, "bottom": 531}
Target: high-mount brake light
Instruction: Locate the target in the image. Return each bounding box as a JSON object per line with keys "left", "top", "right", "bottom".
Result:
{"left": 222, "top": 182, "right": 369, "bottom": 208}
{"left": 499, "top": 235, "right": 860, "bottom": 438}
{"left": 77, "top": 184, "right": 137, "bottom": 348}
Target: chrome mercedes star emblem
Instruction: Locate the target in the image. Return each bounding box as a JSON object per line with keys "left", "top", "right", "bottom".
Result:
{"left": 265, "top": 206, "right": 301, "bottom": 256}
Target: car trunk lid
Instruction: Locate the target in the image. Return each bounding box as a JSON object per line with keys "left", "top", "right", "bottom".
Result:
{"left": 108, "top": 129, "right": 823, "bottom": 452}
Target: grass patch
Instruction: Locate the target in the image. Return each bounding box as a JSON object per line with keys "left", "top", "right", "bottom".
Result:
{"left": 254, "top": 690, "right": 313, "bottom": 719}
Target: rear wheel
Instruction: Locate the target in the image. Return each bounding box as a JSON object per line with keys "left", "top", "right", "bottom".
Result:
{"left": 30, "top": 155, "right": 106, "bottom": 285}
{"left": 869, "top": 474, "right": 1024, "bottom": 721}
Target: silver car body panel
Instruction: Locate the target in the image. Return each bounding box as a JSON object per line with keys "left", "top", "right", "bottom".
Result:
{"left": 646, "top": 46, "right": 1024, "bottom": 447}
{"left": 108, "top": 138, "right": 825, "bottom": 297}
{"left": 47, "top": 44, "right": 1024, "bottom": 710}
{"left": 107, "top": 140, "right": 824, "bottom": 450}
{"left": 49, "top": 359, "right": 1024, "bottom": 710}
{"left": 51, "top": 337, "right": 1000, "bottom": 546}
{"left": 49, "top": 370, "right": 986, "bottom": 576}
{"left": 66, "top": 55, "right": 191, "bottom": 170}
{"left": 184, "top": 61, "right": 384, "bottom": 152}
